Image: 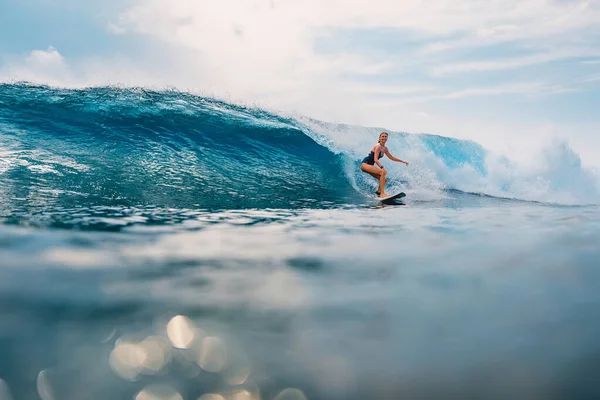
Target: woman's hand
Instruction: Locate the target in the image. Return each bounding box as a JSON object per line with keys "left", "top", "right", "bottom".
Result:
{"left": 403, "top": 161, "right": 409, "bottom": 166}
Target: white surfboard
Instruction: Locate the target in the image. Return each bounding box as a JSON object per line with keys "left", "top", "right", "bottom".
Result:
{"left": 379, "top": 191, "right": 406, "bottom": 204}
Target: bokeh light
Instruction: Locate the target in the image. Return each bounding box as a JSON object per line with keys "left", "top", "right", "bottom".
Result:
{"left": 0, "top": 379, "right": 13, "bottom": 400}
{"left": 109, "top": 340, "right": 147, "bottom": 381}
{"left": 273, "top": 388, "right": 307, "bottom": 400}
{"left": 167, "top": 315, "right": 198, "bottom": 349}
{"left": 36, "top": 370, "right": 55, "bottom": 400}
{"left": 229, "top": 389, "right": 254, "bottom": 400}
{"left": 140, "top": 336, "right": 172, "bottom": 374}
{"left": 225, "top": 362, "right": 252, "bottom": 386}
{"left": 135, "top": 384, "right": 183, "bottom": 400}
{"left": 197, "top": 336, "right": 228, "bottom": 373}
{"left": 197, "top": 394, "right": 225, "bottom": 400}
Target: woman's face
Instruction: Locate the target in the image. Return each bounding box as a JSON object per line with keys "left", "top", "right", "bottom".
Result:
{"left": 379, "top": 133, "right": 388, "bottom": 145}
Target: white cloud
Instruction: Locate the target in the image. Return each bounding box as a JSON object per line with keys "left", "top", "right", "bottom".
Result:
{"left": 0, "top": 47, "right": 170, "bottom": 90}
{"left": 1, "top": 47, "right": 71, "bottom": 85}
{"left": 430, "top": 47, "right": 600, "bottom": 76}
{"left": 580, "top": 73, "right": 600, "bottom": 83}
{"left": 106, "top": 0, "right": 600, "bottom": 100}
{"left": 362, "top": 82, "right": 575, "bottom": 105}
{"left": 2, "top": 0, "right": 599, "bottom": 164}
{"left": 27, "top": 46, "right": 65, "bottom": 68}
{"left": 422, "top": 1, "right": 599, "bottom": 53}
{"left": 346, "top": 83, "right": 436, "bottom": 96}
{"left": 4, "top": 1, "right": 598, "bottom": 103}
{"left": 443, "top": 83, "right": 545, "bottom": 99}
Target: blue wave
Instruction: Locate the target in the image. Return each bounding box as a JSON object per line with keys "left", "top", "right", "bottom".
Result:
{"left": 418, "top": 133, "right": 486, "bottom": 175}
{"left": 0, "top": 84, "right": 360, "bottom": 218}
{"left": 1, "top": 83, "right": 594, "bottom": 228}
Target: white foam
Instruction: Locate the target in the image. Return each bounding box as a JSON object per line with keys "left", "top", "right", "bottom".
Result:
{"left": 297, "top": 119, "right": 600, "bottom": 205}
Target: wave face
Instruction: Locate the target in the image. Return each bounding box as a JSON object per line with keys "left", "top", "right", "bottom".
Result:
{"left": 1, "top": 83, "right": 598, "bottom": 225}
{"left": 0, "top": 84, "right": 359, "bottom": 220}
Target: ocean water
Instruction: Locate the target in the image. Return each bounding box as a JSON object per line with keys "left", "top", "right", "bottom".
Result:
{"left": 1, "top": 83, "right": 600, "bottom": 400}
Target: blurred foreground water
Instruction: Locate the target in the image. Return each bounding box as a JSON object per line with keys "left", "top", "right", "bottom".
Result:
{"left": 1, "top": 198, "right": 600, "bottom": 400}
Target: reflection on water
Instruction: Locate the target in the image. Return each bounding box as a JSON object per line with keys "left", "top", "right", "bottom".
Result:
{"left": 1, "top": 203, "right": 600, "bottom": 399}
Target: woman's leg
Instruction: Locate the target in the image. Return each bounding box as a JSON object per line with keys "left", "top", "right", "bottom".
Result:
{"left": 360, "top": 163, "right": 388, "bottom": 196}
{"left": 377, "top": 169, "right": 388, "bottom": 196}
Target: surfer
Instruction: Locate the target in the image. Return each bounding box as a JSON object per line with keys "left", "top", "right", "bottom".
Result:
{"left": 360, "top": 132, "right": 409, "bottom": 198}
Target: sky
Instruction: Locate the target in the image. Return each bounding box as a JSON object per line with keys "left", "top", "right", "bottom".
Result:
{"left": 1, "top": 0, "right": 600, "bottom": 165}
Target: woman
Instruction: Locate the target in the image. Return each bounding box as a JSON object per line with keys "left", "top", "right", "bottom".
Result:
{"left": 360, "top": 132, "right": 409, "bottom": 198}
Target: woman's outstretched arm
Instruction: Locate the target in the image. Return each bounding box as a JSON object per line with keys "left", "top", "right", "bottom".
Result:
{"left": 385, "top": 148, "right": 409, "bottom": 165}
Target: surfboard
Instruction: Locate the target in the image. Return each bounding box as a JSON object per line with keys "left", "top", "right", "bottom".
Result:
{"left": 379, "top": 191, "right": 406, "bottom": 205}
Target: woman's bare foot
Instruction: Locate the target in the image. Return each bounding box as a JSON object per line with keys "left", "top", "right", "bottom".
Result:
{"left": 379, "top": 192, "right": 391, "bottom": 198}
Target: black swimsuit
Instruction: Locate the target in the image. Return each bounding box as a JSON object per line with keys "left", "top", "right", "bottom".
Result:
{"left": 361, "top": 148, "right": 385, "bottom": 165}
